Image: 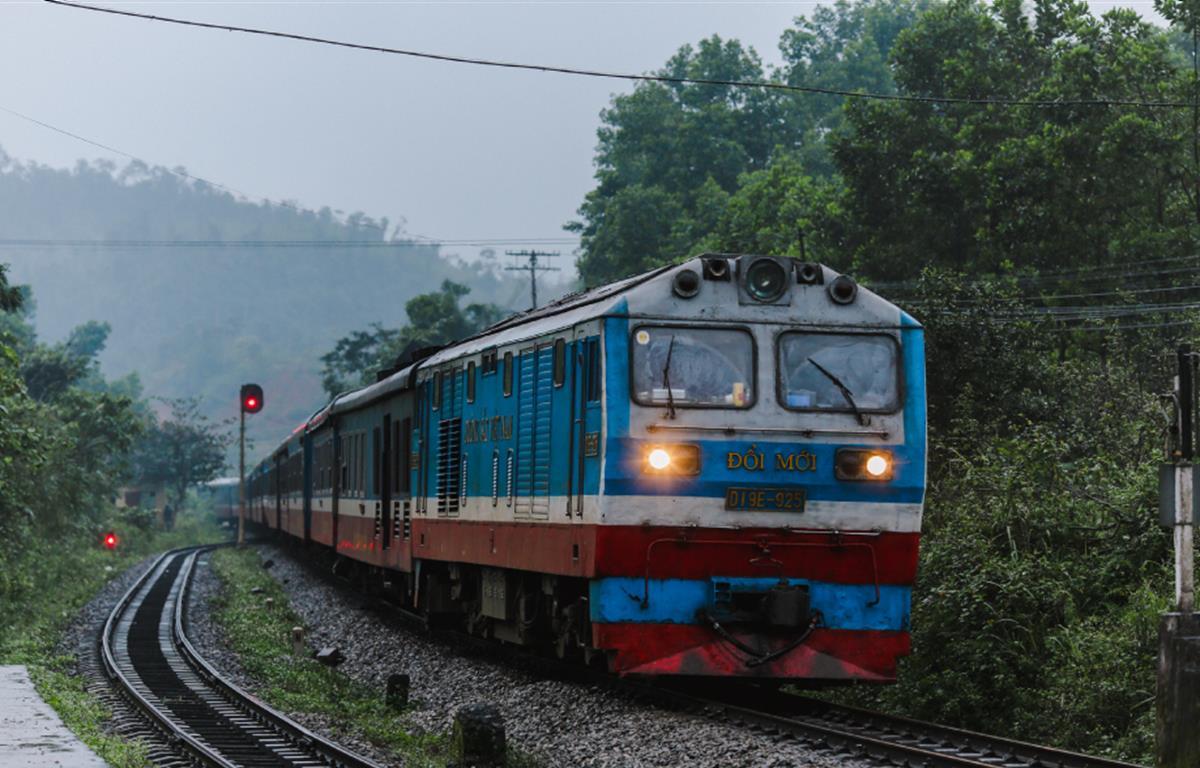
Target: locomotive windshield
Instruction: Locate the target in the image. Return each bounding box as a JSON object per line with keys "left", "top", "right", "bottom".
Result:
{"left": 777, "top": 332, "right": 900, "bottom": 412}
{"left": 631, "top": 326, "right": 754, "bottom": 408}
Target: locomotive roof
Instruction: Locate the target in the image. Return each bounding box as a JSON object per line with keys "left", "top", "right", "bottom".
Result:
{"left": 259, "top": 256, "right": 915, "bottom": 462}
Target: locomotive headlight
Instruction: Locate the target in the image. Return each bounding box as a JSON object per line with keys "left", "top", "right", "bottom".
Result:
{"left": 835, "top": 448, "right": 894, "bottom": 481}
{"left": 643, "top": 444, "right": 701, "bottom": 475}
{"left": 648, "top": 448, "right": 672, "bottom": 470}
{"left": 865, "top": 453, "right": 891, "bottom": 478}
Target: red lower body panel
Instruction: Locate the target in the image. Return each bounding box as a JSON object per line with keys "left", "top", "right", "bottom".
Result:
{"left": 593, "top": 623, "right": 910, "bottom": 680}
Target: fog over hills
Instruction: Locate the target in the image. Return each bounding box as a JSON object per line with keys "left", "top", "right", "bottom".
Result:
{"left": 0, "top": 150, "right": 561, "bottom": 461}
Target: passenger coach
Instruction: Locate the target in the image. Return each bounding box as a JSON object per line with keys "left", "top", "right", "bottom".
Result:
{"left": 249, "top": 254, "right": 926, "bottom": 681}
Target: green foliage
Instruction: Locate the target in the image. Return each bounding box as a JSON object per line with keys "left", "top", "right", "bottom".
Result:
{"left": 131, "top": 397, "right": 231, "bottom": 507}
{"left": 210, "top": 548, "right": 446, "bottom": 766}
{"left": 320, "top": 281, "right": 506, "bottom": 397}
{"left": 0, "top": 515, "right": 223, "bottom": 768}
{"left": 571, "top": 3, "right": 920, "bottom": 285}
{"left": 833, "top": 0, "right": 1192, "bottom": 279}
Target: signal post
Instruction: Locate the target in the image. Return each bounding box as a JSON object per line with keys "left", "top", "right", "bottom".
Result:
{"left": 1157, "top": 347, "right": 1200, "bottom": 768}
{"left": 237, "top": 384, "right": 263, "bottom": 546}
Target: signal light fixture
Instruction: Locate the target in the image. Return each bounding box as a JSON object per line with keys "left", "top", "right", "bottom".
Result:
{"left": 240, "top": 383, "right": 264, "bottom": 414}
{"left": 103, "top": 531, "right": 118, "bottom": 550}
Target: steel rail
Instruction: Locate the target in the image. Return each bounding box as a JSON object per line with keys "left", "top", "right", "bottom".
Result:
{"left": 770, "top": 691, "right": 1145, "bottom": 768}
{"left": 174, "top": 548, "right": 384, "bottom": 768}
{"left": 657, "top": 681, "right": 1146, "bottom": 768}
{"left": 102, "top": 545, "right": 384, "bottom": 768}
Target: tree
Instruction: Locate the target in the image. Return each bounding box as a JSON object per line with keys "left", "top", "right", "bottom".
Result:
{"left": 831, "top": 0, "right": 1191, "bottom": 280}
{"left": 570, "top": 36, "right": 782, "bottom": 286}
{"left": 131, "top": 397, "right": 230, "bottom": 508}
{"left": 0, "top": 264, "right": 22, "bottom": 312}
{"left": 319, "top": 281, "right": 506, "bottom": 397}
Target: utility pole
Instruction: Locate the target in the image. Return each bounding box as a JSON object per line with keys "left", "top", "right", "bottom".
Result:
{"left": 505, "top": 250, "right": 560, "bottom": 310}
{"left": 1157, "top": 346, "right": 1200, "bottom": 768}
{"left": 238, "top": 407, "right": 245, "bottom": 546}
{"left": 237, "top": 384, "right": 263, "bottom": 547}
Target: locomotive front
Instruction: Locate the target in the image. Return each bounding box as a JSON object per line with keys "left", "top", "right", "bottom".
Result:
{"left": 590, "top": 254, "right": 926, "bottom": 681}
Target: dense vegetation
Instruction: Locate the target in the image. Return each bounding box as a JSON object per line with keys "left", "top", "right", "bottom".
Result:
{"left": 563, "top": 0, "right": 1200, "bottom": 761}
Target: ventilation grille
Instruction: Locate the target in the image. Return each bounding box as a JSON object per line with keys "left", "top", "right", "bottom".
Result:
{"left": 436, "top": 417, "right": 462, "bottom": 517}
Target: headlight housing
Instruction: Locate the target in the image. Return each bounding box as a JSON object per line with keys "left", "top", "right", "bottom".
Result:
{"left": 835, "top": 449, "right": 894, "bottom": 481}
{"left": 642, "top": 443, "right": 701, "bottom": 475}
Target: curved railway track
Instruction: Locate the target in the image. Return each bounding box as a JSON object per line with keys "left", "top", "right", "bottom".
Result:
{"left": 658, "top": 680, "right": 1146, "bottom": 768}
{"left": 101, "top": 546, "right": 382, "bottom": 768}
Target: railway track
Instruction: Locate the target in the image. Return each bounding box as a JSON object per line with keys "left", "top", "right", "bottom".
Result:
{"left": 658, "top": 680, "right": 1145, "bottom": 768}
{"left": 101, "top": 546, "right": 382, "bottom": 768}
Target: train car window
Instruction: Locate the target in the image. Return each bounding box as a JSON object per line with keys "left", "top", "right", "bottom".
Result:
{"left": 352, "top": 434, "right": 362, "bottom": 494}
{"left": 340, "top": 437, "right": 349, "bottom": 491}
{"left": 467, "top": 361, "right": 477, "bottom": 403}
{"left": 553, "top": 339, "right": 566, "bottom": 387}
{"left": 777, "top": 332, "right": 900, "bottom": 413}
{"left": 482, "top": 348, "right": 498, "bottom": 375}
{"left": 630, "top": 326, "right": 755, "bottom": 409}
{"left": 586, "top": 338, "right": 601, "bottom": 402}
{"left": 373, "top": 427, "right": 381, "bottom": 496}
{"left": 398, "top": 418, "right": 412, "bottom": 494}
{"left": 503, "top": 352, "right": 513, "bottom": 396}
{"left": 432, "top": 372, "right": 442, "bottom": 410}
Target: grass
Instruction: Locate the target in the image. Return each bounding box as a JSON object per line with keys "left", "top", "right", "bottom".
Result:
{"left": 209, "top": 547, "right": 545, "bottom": 768}
{"left": 208, "top": 547, "right": 449, "bottom": 767}
{"left": 0, "top": 509, "right": 226, "bottom": 767}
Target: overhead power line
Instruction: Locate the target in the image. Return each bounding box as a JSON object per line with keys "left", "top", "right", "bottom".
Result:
{"left": 44, "top": 0, "right": 1194, "bottom": 110}
{"left": 0, "top": 237, "right": 580, "bottom": 248}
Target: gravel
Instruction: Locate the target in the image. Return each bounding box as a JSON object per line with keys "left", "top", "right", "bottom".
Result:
{"left": 186, "top": 542, "right": 873, "bottom": 768}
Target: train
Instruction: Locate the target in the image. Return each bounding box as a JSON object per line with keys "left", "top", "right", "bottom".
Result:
{"left": 242, "top": 253, "right": 927, "bottom": 681}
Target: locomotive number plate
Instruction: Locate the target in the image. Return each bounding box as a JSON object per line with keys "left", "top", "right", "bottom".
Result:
{"left": 724, "top": 487, "right": 806, "bottom": 512}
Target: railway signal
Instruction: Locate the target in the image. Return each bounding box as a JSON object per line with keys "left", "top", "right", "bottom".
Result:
{"left": 238, "top": 383, "right": 264, "bottom": 546}
{"left": 102, "top": 531, "right": 118, "bottom": 550}
{"left": 241, "top": 383, "right": 264, "bottom": 413}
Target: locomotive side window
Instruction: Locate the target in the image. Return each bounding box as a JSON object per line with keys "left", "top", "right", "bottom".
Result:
{"left": 631, "top": 326, "right": 755, "bottom": 409}
{"left": 585, "top": 338, "right": 602, "bottom": 402}
{"left": 503, "top": 352, "right": 513, "bottom": 397}
{"left": 553, "top": 338, "right": 566, "bottom": 387}
{"left": 467, "top": 361, "right": 477, "bottom": 403}
{"left": 777, "top": 332, "right": 900, "bottom": 413}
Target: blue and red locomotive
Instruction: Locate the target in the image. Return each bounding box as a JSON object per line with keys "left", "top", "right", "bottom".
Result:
{"left": 246, "top": 254, "right": 926, "bottom": 681}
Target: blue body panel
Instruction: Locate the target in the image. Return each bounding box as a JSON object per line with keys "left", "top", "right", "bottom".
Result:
{"left": 590, "top": 577, "right": 911, "bottom": 631}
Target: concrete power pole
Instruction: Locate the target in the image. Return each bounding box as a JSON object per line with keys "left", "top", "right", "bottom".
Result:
{"left": 505, "top": 250, "right": 560, "bottom": 310}
{"left": 1157, "top": 346, "right": 1200, "bottom": 768}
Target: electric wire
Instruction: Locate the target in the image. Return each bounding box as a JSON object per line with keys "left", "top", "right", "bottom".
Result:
{"left": 43, "top": 0, "right": 1196, "bottom": 110}
{"left": 0, "top": 237, "right": 580, "bottom": 248}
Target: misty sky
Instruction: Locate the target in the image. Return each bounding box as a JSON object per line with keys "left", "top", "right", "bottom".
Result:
{"left": 0, "top": 0, "right": 1165, "bottom": 275}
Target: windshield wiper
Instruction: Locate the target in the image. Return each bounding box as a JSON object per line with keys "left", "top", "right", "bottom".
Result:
{"left": 807, "top": 357, "right": 868, "bottom": 426}
{"left": 663, "top": 335, "right": 677, "bottom": 420}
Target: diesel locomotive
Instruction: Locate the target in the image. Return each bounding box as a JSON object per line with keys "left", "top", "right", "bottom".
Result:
{"left": 245, "top": 254, "right": 927, "bottom": 681}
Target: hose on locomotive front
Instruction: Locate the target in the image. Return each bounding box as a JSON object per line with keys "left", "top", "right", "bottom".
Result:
{"left": 699, "top": 610, "right": 823, "bottom": 668}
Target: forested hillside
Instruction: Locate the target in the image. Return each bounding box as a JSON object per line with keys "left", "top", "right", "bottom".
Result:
{"left": 0, "top": 151, "right": 543, "bottom": 459}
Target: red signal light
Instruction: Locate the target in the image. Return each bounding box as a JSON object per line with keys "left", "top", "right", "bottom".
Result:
{"left": 103, "top": 532, "right": 118, "bottom": 550}
{"left": 240, "top": 384, "right": 264, "bottom": 414}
